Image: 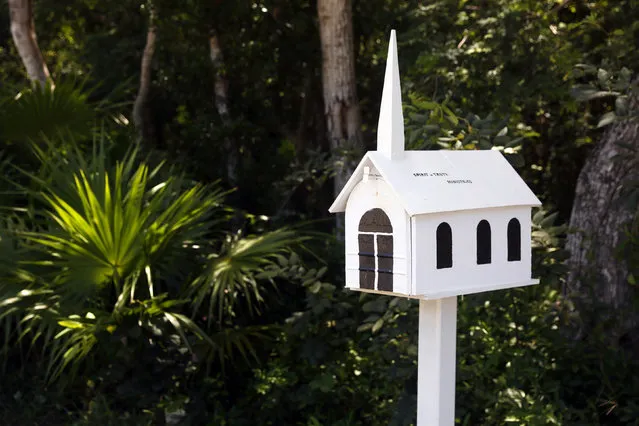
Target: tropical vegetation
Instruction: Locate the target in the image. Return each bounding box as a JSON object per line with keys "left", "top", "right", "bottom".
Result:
{"left": 0, "top": 0, "right": 638, "bottom": 425}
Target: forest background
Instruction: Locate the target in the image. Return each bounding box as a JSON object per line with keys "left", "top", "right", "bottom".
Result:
{"left": 0, "top": 0, "right": 638, "bottom": 425}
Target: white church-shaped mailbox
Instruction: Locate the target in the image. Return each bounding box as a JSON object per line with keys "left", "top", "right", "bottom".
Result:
{"left": 329, "top": 32, "right": 541, "bottom": 300}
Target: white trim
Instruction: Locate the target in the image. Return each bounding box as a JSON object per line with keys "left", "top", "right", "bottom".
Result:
{"left": 417, "top": 297, "right": 457, "bottom": 426}
{"left": 408, "top": 215, "right": 415, "bottom": 295}
{"left": 347, "top": 253, "right": 405, "bottom": 259}
{"left": 377, "top": 30, "right": 405, "bottom": 161}
{"left": 347, "top": 279, "right": 539, "bottom": 299}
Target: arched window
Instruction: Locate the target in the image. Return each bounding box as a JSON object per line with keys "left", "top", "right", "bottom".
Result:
{"left": 507, "top": 218, "right": 521, "bottom": 261}
{"left": 476, "top": 220, "right": 491, "bottom": 265}
{"left": 436, "top": 222, "right": 453, "bottom": 269}
{"left": 358, "top": 208, "right": 393, "bottom": 292}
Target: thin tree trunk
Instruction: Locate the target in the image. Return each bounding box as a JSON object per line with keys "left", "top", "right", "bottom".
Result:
{"left": 317, "top": 0, "right": 363, "bottom": 199}
{"left": 8, "top": 0, "right": 52, "bottom": 88}
{"left": 209, "top": 30, "right": 237, "bottom": 186}
{"left": 133, "top": 5, "right": 157, "bottom": 144}
{"left": 565, "top": 104, "right": 639, "bottom": 343}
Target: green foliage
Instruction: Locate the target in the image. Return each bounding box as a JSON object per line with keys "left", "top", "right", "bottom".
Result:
{"left": 404, "top": 95, "right": 529, "bottom": 168}
{"left": 179, "top": 209, "right": 639, "bottom": 425}
{"left": 0, "top": 78, "right": 130, "bottom": 145}
{"left": 1, "top": 0, "right": 639, "bottom": 424}
{"left": 0, "top": 136, "right": 306, "bottom": 421}
{"left": 572, "top": 65, "right": 639, "bottom": 128}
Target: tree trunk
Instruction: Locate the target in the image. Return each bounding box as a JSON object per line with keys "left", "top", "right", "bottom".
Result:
{"left": 8, "top": 0, "right": 52, "bottom": 88}
{"left": 209, "top": 30, "right": 237, "bottom": 186}
{"left": 133, "top": 6, "right": 157, "bottom": 144}
{"left": 317, "top": 0, "right": 363, "bottom": 199}
{"left": 565, "top": 108, "right": 639, "bottom": 343}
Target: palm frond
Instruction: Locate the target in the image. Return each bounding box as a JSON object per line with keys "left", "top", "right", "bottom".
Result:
{"left": 0, "top": 79, "right": 95, "bottom": 143}
{"left": 189, "top": 228, "right": 305, "bottom": 325}
{"left": 0, "top": 76, "right": 134, "bottom": 147}
{"left": 2, "top": 133, "right": 311, "bottom": 383}
{"left": 16, "top": 142, "right": 225, "bottom": 309}
{"left": 199, "top": 325, "right": 276, "bottom": 373}
{"left": 46, "top": 314, "right": 99, "bottom": 382}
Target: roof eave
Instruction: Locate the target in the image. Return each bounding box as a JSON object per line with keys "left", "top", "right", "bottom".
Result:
{"left": 328, "top": 152, "right": 373, "bottom": 213}
{"left": 406, "top": 202, "right": 543, "bottom": 217}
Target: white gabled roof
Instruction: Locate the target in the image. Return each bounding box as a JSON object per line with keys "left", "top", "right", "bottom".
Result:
{"left": 328, "top": 150, "right": 542, "bottom": 215}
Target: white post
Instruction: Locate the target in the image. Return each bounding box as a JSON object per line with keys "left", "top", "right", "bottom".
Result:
{"left": 417, "top": 297, "right": 457, "bottom": 426}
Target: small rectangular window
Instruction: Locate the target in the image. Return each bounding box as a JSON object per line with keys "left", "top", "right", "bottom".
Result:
{"left": 377, "top": 235, "right": 393, "bottom": 292}
{"left": 436, "top": 222, "right": 453, "bottom": 269}
{"left": 477, "top": 220, "right": 492, "bottom": 265}
{"left": 358, "top": 234, "right": 375, "bottom": 289}
{"left": 507, "top": 218, "right": 522, "bottom": 261}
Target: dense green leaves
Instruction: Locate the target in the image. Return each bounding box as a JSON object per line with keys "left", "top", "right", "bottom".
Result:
{"left": 0, "top": 136, "right": 305, "bottom": 392}
{"left": 0, "top": 0, "right": 638, "bottom": 424}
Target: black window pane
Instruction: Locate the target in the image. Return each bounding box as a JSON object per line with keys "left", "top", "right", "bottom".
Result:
{"left": 377, "top": 234, "right": 394, "bottom": 264}
{"left": 507, "top": 218, "right": 521, "bottom": 261}
{"left": 436, "top": 222, "right": 453, "bottom": 269}
{"left": 378, "top": 272, "right": 393, "bottom": 292}
{"left": 377, "top": 235, "right": 393, "bottom": 291}
{"left": 358, "top": 234, "right": 375, "bottom": 289}
{"left": 477, "top": 220, "right": 491, "bottom": 265}
{"left": 376, "top": 235, "right": 393, "bottom": 292}
{"left": 359, "top": 208, "right": 393, "bottom": 233}
{"left": 359, "top": 270, "right": 375, "bottom": 290}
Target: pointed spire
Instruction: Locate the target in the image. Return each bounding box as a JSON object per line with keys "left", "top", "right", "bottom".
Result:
{"left": 377, "top": 30, "right": 405, "bottom": 160}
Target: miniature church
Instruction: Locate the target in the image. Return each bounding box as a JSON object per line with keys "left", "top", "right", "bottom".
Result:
{"left": 329, "top": 32, "right": 541, "bottom": 300}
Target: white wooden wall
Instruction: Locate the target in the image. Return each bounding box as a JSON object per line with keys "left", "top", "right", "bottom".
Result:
{"left": 412, "top": 206, "right": 535, "bottom": 298}
{"left": 344, "top": 171, "right": 412, "bottom": 295}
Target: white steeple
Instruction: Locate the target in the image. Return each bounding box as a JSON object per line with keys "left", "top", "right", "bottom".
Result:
{"left": 377, "top": 30, "right": 405, "bottom": 160}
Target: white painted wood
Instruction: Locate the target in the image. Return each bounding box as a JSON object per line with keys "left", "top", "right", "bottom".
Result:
{"left": 418, "top": 297, "right": 457, "bottom": 426}
{"left": 344, "top": 172, "right": 411, "bottom": 294}
{"left": 339, "top": 160, "right": 538, "bottom": 298}
{"left": 377, "top": 29, "right": 405, "bottom": 161}
{"left": 329, "top": 150, "right": 541, "bottom": 215}
{"left": 412, "top": 207, "right": 534, "bottom": 297}
{"left": 350, "top": 279, "right": 538, "bottom": 299}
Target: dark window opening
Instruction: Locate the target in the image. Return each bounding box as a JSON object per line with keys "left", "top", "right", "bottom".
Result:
{"left": 358, "top": 234, "right": 375, "bottom": 289}
{"left": 507, "top": 218, "right": 521, "bottom": 261}
{"left": 377, "top": 235, "right": 394, "bottom": 291}
{"left": 477, "top": 220, "right": 491, "bottom": 265}
{"left": 359, "top": 208, "right": 393, "bottom": 233}
{"left": 436, "top": 222, "right": 453, "bottom": 269}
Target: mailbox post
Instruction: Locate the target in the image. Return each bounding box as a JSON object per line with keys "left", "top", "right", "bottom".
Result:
{"left": 328, "top": 30, "right": 541, "bottom": 425}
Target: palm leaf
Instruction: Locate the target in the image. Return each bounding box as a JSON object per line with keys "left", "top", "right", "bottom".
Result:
{"left": 0, "top": 80, "right": 95, "bottom": 143}
{"left": 2, "top": 134, "right": 310, "bottom": 383}
{"left": 201, "top": 325, "right": 276, "bottom": 373}
{"left": 17, "top": 140, "right": 224, "bottom": 310}
{"left": 0, "top": 76, "right": 133, "bottom": 146}
{"left": 189, "top": 228, "right": 305, "bottom": 325}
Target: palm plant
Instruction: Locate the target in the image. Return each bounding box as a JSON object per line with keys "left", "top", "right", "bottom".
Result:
{"left": 0, "top": 137, "right": 303, "bottom": 384}
{"left": 0, "top": 78, "right": 131, "bottom": 145}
